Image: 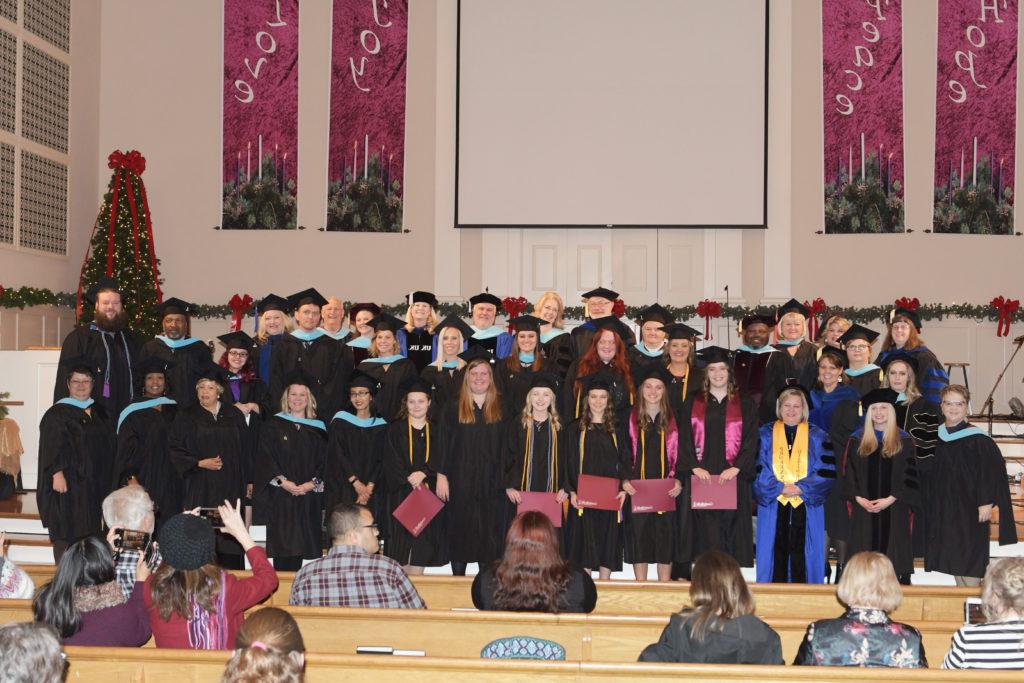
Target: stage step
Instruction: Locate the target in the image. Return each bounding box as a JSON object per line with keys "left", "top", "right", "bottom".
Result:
{"left": 4, "top": 532, "right": 55, "bottom": 564}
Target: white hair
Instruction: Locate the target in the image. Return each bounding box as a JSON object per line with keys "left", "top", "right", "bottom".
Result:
{"left": 102, "top": 485, "right": 156, "bottom": 532}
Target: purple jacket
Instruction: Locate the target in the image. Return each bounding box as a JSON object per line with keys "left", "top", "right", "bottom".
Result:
{"left": 63, "top": 581, "right": 152, "bottom": 647}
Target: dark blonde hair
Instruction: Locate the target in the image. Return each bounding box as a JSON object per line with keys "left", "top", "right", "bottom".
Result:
{"left": 837, "top": 551, "right": 902, "bottom": 613}
{"left": 981, "top": 557, "right": 1024, "bottom": 622}
{"left": 458, "top": 359, "right": 503, "bottom": 424}
{"left": 681, "top": 550, "right": 756, "bottom": 641}
{"left": 149, "top": 562, "right": 223, "bottom": 621}
{"left": 581, "top": 388, "right": 616, "bottom": 436}
{"left": 520, "top": 387, "right": 561, "bottom": 431}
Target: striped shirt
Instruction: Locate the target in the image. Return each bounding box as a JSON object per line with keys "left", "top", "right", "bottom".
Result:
{"left": 288, "top": 544, "right": 426, "bottom": 609}
{"left": 942, "top": 620, "right": 1024, "bottom": 670}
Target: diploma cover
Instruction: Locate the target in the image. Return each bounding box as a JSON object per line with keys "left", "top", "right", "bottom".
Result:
{"left": 393, "top": 487, "right": 444, "bottom": 537}
{"left": 576, "top": 474, "right": 621, "bottom": 511}
{"left": 517, "top": 491, "right": 562, "bottom": 528}
{"left": 629, "top": 478, "right": 676, "bottom": 514}
{"left": 690, "top": 475, "right": 737, "bottom": 510}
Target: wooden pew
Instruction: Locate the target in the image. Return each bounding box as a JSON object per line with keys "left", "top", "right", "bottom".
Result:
{"left": 0, "top": 599, "right": 965, "bottom": 664}
{"left": 61, "top": 646, "right": 1024, "bottom": 682}
{"left": 19, "top": 564, "right": 978, "bottom": 622}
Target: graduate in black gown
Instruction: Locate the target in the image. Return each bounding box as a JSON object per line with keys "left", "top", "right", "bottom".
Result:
{"left": 397, "top": 291, "right": 439, "bottom": 373}
{"left": 357, "top": 313, "right": 419, "bottom": 421}
{"left": 919, "top": 385, "right": 1017, "bottom": 586}
{"left": 168, "top": 364, "right": 250, "bottom": 568}
{"left": 139, "top": 297, "right": 211, "bottom": 408}
{"left": 534, "top": 291, "right": 573, "bottom": 379}
{"left": 342, "top": 302, "right": 380, "bottom": 367}
{"left": 563, "top": 317, "right": 634, "bottom": 427}
{"left": 325, "top": 371, "right": 388, "bottom": 529}
{"left": 54, "top": 278, "right": 141, "bottom": 420}
{"left": 627, "top": 304, "right": 673, "bottom": 377}
{"left": 839, "top": 324, "right": 882, "bottom": 397}
{"left": 677, "top": 347, "right": 759, "bottom": 573}
{"left": 568, "top": 287, "right": 636, "bottom": 360}
{"left": 420, "top": 315, "right": 471, "bottom": 417}
{"left": 112, "top": 356, "right": 180, "bottom": 530}
{"left": 494, "top": 315, "right": 551, "bottom": 417}
{"left": 732, "top": 313, "right": 776, "bottom": 408}
{"left": 622, "top": 366, "right": 683, "bottom": 581}
{"left": 563, "top": 372, "right": 630, "bottom": 578}
{"left": 661, "top": 323, "right": 704, "bottom": 414}
{"left": 465, "top": 292, "right": 514, "bottom": 359}
{"left": 760, "top": 300, "right": 819, "bottom": 423}
{"left": 441, "top": 348, "right": 508, "bottom": 575}
{"left": 37, "top": 360, "right": 116, "bottom": 562}
{"left": 318, "top": 296, "right": 349, "bottom": 342}
{"left": 384, "top": 377, "right": 450, "bottom": 572}
{"left": 843, "top": 389, "right": 918, "bottom": 584}
{"left": 876, "top": 307, "right": 949, "bottom": 406}
{"left": 217, "top": 331, "right": 272, "bottom": 431}
{"left": 254, "top": 370, "right": 327, "bottom": 571}
{"left": 270, "top": 288, "right": 352, "bottom": 423}
{"left": 254, "top": 293, "right": 292, "bottom": 384}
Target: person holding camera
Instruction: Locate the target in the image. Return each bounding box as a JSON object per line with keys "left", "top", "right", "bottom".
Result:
{"left": 102, "top": 485, "right": 163, "bottom": 598}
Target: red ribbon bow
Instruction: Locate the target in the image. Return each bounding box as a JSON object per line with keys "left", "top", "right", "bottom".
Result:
{"left": 612, "top": 298, "right": 626, "bottom": 318}
{"left": 502, "top": 296, "right": 529, "bottom": 331}
{"left": 229, "top": 294, "right": 254, "bottom": 332}
{"left": 894, "top": 297, "right": 920, "bottom": 312}
{"left": 107, "top": 150, "right": 146, "bottom": 176}
{"left": 697, "top": 300, "right": 722, "bottom": 340}
{"left": 0, "top": 285, "right": 4, "bottom": 303}
{"left": 990, "top": 296, "right": 1020, "bottom": 337}
{"left": 803, "top": 297, "right": 827, "bottom": 340}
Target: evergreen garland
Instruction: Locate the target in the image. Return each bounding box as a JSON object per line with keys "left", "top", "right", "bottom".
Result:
{"left": 326, "top": 154, "right": 403, "bottom": 232}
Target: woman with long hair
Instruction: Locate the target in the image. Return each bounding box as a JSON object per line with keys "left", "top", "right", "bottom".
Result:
{"left": 495, "top": 315, "right": 550, "bottom": 417}
{"left": 384, "top": 377, "right": 449, "bottom": 573}
{"left": 33, "top": 534, "right": 151, "bottom": 646}
{"left": 534, "top": 291, "right": 573, "bottom": 379}
{"left": 639, "top": 550, "right": 782, "bottom": 664}
{"left": 253, "top": 371, "right": 327, "bottom": 572}
{"left": 397, "top": 291, "right": 439, "bottom": 373}
{"left": 623, "top": 366, "right": 683, "bottom": 582}
{"left": 443, "top": 350, "right": 507, "bottom": 575}
{"left": 661, "top": 323, "right": 704, "bottom": 414}
{"left": 255, "top": 294, "right": 294, "bottom": 384}
{"left": 144, "top": 503, "right": 278, "bottom": 649}
{"left": 218, "top": 331, "right": 272, "bottom": 426}
{"left": 563, "top": 373, "right": 630, "bottom": 580}
{"left": 222, "top": 607, "right": 305, "bottom": 683}
{"left": 876, "top": 306, "right": 949, "bottom": 405}
{"left": 420, "top": 314, "right": 472, "bottom": 416}
{"left": 472, "top": 511, "right": 596, "bottom": 613}
{"left": 842, "top": 389, "right": 918, "bottom": 584}
{"left": 356, "top": 313, "right": 419, "bottom": 421}
{"left": 563, "top": 320, "right": 634, "bottom": 427}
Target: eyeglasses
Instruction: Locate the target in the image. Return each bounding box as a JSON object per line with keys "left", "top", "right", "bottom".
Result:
{"left": 941, "top": 400, "right": 967, "bottom": 407}
{"left": 363, "top": 523, "right": 378, "bottom": 530}
{"left": 227, "top": 350, "right": 249, "bottom": 357}
{"left": 69, "top": 379, "right": 93, "bottom": 386}
{"left": 846, "top": 344, "right": 870, "bottom": 351}
{"left": 350, "top": 391, "right": 371, "bottom": 397}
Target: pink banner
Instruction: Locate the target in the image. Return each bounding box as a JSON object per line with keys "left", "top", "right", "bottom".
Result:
{"left": 222, "top": 0, "right": 298, "bottom": 230}
{"left": 326, "top": 0, "right": 408, "bottom": 232}
{"left": 822, "top": 0, "right": 905, "bottom": 233}
{"left": 933, "top": 0, "right": 1017, "bottom": 234}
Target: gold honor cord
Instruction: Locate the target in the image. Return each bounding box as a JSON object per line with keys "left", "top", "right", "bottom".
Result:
{"left": 522, "top": 420, "right": 559, "bottom": 493}
{"left": 408, "top": 417, "right": 429, "bottom": 465}
{"left": 680, "top": 369, "right": 689, "bottom": 403}
{"left": 577, "top": 427, "right": 617, "bottom": 516}
{"left": 639, "top": 428, "right": 667, "bottom": 515}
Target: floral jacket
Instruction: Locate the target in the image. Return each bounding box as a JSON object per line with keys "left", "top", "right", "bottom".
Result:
{"left": 794, "top": 608, "right": 927, "bottom": 668}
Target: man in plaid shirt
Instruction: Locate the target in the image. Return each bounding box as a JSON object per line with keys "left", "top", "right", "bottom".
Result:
{"left": 289, "top": 503, "right": 426, "bottom": 609}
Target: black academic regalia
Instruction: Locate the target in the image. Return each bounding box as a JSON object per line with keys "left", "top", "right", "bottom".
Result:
{"left": 844, "top": 368, "right": 882, "bottom": 397}
{"left": 168, "top": 403, "right": 249, "bottom": 556}
{"left": 324, "top": 415, "right": 387, "bottom": 526}
{"left": 563, "top": 361, "right": 633, "bottom": 428}
{"left": 562, "top": 421, "right": 629, "bottom": 571}
{"left": 541, "top": 331, "right": 573, "bottom": 379}
{"left": 624, "top": 417, "right": 681, "bottom": 565}
{"left": 36, "top": 402, "right": 116, "bottom": 543}
{"left": 55, "top": 325, "right": 142, "bottom": 419}
{"left": 253, "top": 416, "right": 326, "bottom": 560}
{"left": 270, "top": 335, "right": 352, "bottom": 422}
{"left": 843, "top": 433, "right": 918, "bottom": 576}
{"left": 759, "top": 341, "right": 818, "bottom": 423}
{"left": 384, "top": 418, "right": 449, "bottom": 567}
{"left": 732, "top": 350, "right": 774, "bottom": 407}
{"left": 919, "top": 426, "right": 1017, "bottom": 578}
{"left": 823, "top": 397, "right": 861, "bottom": 543}
{"left": 440, "top": 403, "right": 507, "bottom": 565}
{"left": 113, "top": 402, "right": 181, "bottom": 529}
{"left": 627, "top": 347, "right": 667, "bottom": 381}
{"left": 341, "top": 333, "right": 371, "bottom": 367}
{"left": 402, "top": 327, "right": 435, "bottom": 373}
{"left": 494, "top": 360, "right": 552, "bottom": 419}
{"left": 356, "top": 358, "right": 419, "bottom": 421}
{"left": 677, "top": 394, "right": 759, "bottom": 567}
{"left": 895, "top": 399, "right": 940, "bottom": 556}
{"left": 503, "top": 418, "right": 566, "bottom": 538}
{"left": 139, "top": 338, "right": 212, "bottom": 407}
{"left": 666, "top": 365, "right": 704, "bottom": 415}
{"left": 569, "top": 322, "right": 637, "bottom": 361}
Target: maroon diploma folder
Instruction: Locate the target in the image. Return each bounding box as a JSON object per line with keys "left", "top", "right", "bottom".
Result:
{"left": 690, "top": 475, "right": 737, "bottom": 510}
{"left": 393, "top": 487, "right": 444, "bottom": 537}
{"left": 575, "top": 474, "right": 621, "bottom": 511}
{"left": 629, "top": 478, "right": 677, "bottom": 514}
{"left": 517, "top": 492, "right": 562, "bottom": 528}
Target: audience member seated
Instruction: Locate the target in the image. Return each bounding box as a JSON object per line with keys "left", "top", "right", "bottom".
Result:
{"left": 638, "top": 550, "right": 783, "bottom": 665}
{"left": 289, "top": 502, "right": 425, "bottom": 609}
{"left": 144, "top": 501, "right": 278, "bottom": 649}
{"left": 102, "top": 484, "right": 164, "bottom": 599}
{"left": 0, "top": 622, "right": 65, "bottom": 683}
{"left": 0, "top": 531, "right": 35, "bottom": 599}
{"left": 32, "top": 535, "right": 151, "bottom": 647}
{"left": 472, "top": 511, "right": 596, "bottom": 613}
{"left": 943, "top": 557, "right": 1024, "bottom": 670}
{"left": 222, "top": 607, "right": 305, "bottom": 683}
{"left": 793, "top": 551, "right": 926, "bottom": 667}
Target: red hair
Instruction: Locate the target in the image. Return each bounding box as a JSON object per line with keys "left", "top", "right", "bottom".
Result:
{"left": 575, "top": 329, "right": 634, "bottom": 398}
{"left": 218, "top": 351, "right": 257, "bottom": 382}
{"left": 492, "top": 512, "right": 571, "bottom": 613}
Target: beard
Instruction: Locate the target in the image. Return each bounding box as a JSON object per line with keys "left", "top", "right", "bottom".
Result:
{"left": 94, "top": 310, "right": 129, "bottom": 332}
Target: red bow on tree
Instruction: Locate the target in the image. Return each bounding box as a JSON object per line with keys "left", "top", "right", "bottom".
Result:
{"left": 990, "top": 296, "right": 1020, "bottom": 337}
{"left": 502, "top": 296, "right": 528, "bottom": 331}
{"left": 612, "top": 298, "right": 626, "bottom": 318}
{"left": 894, "top": 297, "right": 920, "bottom": 311}
{"left": 107, "top": 150, "right": 146, "bottom": 176}
{"left": 803, "top": 297, "right": 828, "bottom": 339}
{"left": 229, "top": 294, "right": 253, "bottom": 332}
{"left": 697, "top": 299, "right": 722, "bottom": 341}
{"left": 0, "top": 285, "right": 5, "bottom": 303}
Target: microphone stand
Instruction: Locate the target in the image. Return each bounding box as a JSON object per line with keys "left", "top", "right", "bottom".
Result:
{"left": 981, "top": 334, "right": 1024, "bottom": 436}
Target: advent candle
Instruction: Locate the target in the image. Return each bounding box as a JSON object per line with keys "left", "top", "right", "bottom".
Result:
{"left": 381, "top": 145, "right": 385, "bottom": 185}
{"left": 237, "top": 152, "right": 241, "bottom": 186}
{"left": 247, "top": 142, "right": 251, "bottom": 181}
{"left": 282, "top": 153, "right": 288, "bottom": 193}
{"left": 849, "top": 146, "right": 853, "bottom": 183}
{"left": 354, "top": 141, "right": 359, "bottom": 183}
{"left": 274, "top": 144, "right": 279, "bottom": 176}
{"left": 887, "top": 154, "right": 893, "bottom": 196}
{"left": 960, "top": 148, "right": 965, "bottom": 189}
{"left": 837, "top": 156, "right": 843, "bottom": 185}
{"left": 364, "top": 134, "right": 369, "bottom": 180}
{"left": 972, "top": 136, "right": 977, "bottom": 187}
{"left": 258, "top": 134, "right": 263, "bottom": 181}
{"left": 388, "top": 153, "right": 393, "bottom": 194}
{"left": 878, "top": 144, "right": 883, "bottom": 185}
{"left": 860, "top": 132, "right": 865, "bottom": 182}
{"left": 998, "top": 158, "right": 1004, "bottom": 203}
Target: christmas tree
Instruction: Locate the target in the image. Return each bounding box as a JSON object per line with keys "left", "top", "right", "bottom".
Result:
{"left": 78, "top": 150, "right": 164, "bottom": 337}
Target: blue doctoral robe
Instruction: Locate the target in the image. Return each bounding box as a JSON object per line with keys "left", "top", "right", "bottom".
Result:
{"left": 753, "top": 422, "right": 835, "bottom": 584}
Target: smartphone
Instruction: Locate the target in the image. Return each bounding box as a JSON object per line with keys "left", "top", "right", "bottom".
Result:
{"left": 113, "top": 528, "right": 151, "bottom": 552}
{"left": 197, "top": 507, "right": 224, "bottom": 528}
{"left": 964, "top": 597, "right": 984, "bottom": 624}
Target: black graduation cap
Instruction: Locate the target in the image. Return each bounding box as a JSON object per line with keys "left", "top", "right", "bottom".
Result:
{"left": 458, "top": 344, "right": 495, "bottom": 364}
{"left": 634, "top": 364, "right": 674, "bottom": 387}
{"left": 581, "top": 371, "right": 617, "bottom": 394}
{"left": 399, "top": 376, "right": 433, "bottom": 398}
{"left": 138, "top": 356, "right": 174, "bottom": 377}
{"left": 839, "top": 324, "right": 880, "bottom": 346}
{"left": 861, "top": 387, "right": 899, "bottom": 412}
{"left": 367, "top": 313, "right": 406, "bottom": 334}
{"left": 288, "top": 288, "right": 328, "bottom": 310}
{"left": 697, "top": 345, "right": 733, "bottom": 365}
{"left": 193, "top": 362, "right": 230, "bottom": 386}
{"left": 776, "top": 298, "right": 810, "bottom": 319}
{"left": 581, "top": 287, "right": 619, "bottom": 301}
{"left": 890, "top": 307, "right": 922, "bottom": 331}
{"left": 507, "top": 315, "right": 546, "bottom": 335}
{"left": 156, "top": 297, "right": 194, "bottom": 318}
{"left": 817, "top": 345, "right": 849, "bottom": 368}
{"left": 528, "top": 372, "right": 560, "bottom": 392}
{"left": 880, "top": 350, "right": 919, "bottom": 375}
{"left": 469, "top": 292, "right": 503, "bottom": 310}
{"left": 348, "top": 303, "right": 381, "bottom": 321}
{"left": 217, "top": 331, "right": 257, "bottom": 351}
{"left": 660, "top": 323, "right": 702, "bottom": 341}
{"left": 434, "top": 314, "right": 474, "bottom": 340}
{"left": 62, "top": 355, "right": 100, "bottom": 378}
{"left": 282, "top": 368, "right": 317, "bottom": 389}
{"left": 589, "top": 316, "right": 631, "bottom": 342}
{"left": 408, "top": 291, "right": 438, "bottom": 307}
{"left": 740, "top": 313, "right": 776, "bottom": 329}
{"left": 779, "top": 381, "right": 812, "bottom": 407}
{"left": 637, "top": 303, "right": 674, "bottom": 326}
{"left": 258, "top": 293, "right": 292, "bottom": 314}
{"left": 85, "top": 278, "right": 120, "bottom": 305}
{"left": 349, "top": 369, "right": 381, "bottom": 395}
